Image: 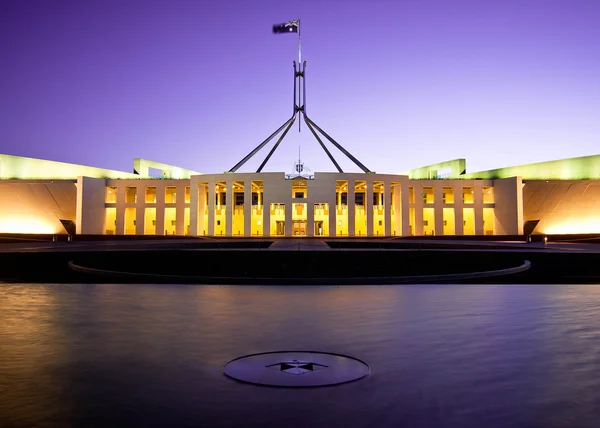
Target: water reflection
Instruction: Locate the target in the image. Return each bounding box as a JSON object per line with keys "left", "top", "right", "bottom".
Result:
{"left": 1, "top": 284, "right": 600, "bottom": 427}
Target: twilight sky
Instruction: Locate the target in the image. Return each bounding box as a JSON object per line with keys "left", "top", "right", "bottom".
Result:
{"left": 1, "top": 0, "right": 599, "bottom": 175}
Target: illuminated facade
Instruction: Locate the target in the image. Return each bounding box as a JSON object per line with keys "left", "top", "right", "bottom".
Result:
{"left": 0, "top": 153, "right": 599, "bottom": 236}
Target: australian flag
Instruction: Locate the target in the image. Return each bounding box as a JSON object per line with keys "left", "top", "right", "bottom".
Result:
{"left": 273, "top": 19, "right": 299, "bottom": 34}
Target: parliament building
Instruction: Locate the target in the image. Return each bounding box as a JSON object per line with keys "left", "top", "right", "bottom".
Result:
{"left": 1, "top": 152, "right": 599, "bottom": 238}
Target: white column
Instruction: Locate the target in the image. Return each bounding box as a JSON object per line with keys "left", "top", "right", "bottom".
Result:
{"left": 393, "top": 183, "right": 401, "bottom": 236}
{"left": 263, "top": 190, "right": 271, "bottom": 237}
{"left": 226, "top": 180, "right": 233, "bottom": 237}
{"left": 401, "top": 180, "right": 411, "bottom": 236}
{"left": 285, "top": 202, "right": 293, "bottom": 236}
{"left": 197, "top": 183, "right": 206, "bottom": 236}
{"left": 244, "top": 180, "right": 252, "bottom": 237}
{"left": 176, "top": 184, "right": 185, "bottom": 235}
{"left": 307, "top": 202, "right": 315, "bottom": 237}
{"left": 366, "top": 177, "right": 373, "bottom": 237}
{"left": 474, "top": 181, "right": 484, "bottom": 235}
{"left": 414, "top": 183, "right": 423, "bottom": 236}
{"left": 348, "top": 181, "right": 355, "bottom": 237}
{"left": 135, "top": 196, "right": 144, "bottom": 235}
{"left": 327, "top": 194, "right": 336, "bottom": 238}
{"left": 384, "top": 181, "right": 391, "bottom": 236}
{"left": 434, "top": 185, "right": 444, "bottom": 236}
{"left": 207, "top": 180, "right": 215, "bottom": 236}
{"left": 115, "top": 185, "right": 125, "bottom": 235}
{"left": 190, "top": 178, "right": 198, "bottom": 236}
{"left": 155, "top": 184, "right": 165, "bottom": 235}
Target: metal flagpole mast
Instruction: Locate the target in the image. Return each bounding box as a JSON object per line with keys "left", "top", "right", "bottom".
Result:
{"left": 298, "top": 19, "right": 302, "bottom": 133}
{"left": 298, "top": 19, "right": 301, "bottom": 67}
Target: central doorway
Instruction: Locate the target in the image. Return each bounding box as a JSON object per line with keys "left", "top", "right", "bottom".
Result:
{"left": 292, "top": 220, "right": 307, "bottom": 236}
{"left": 314, "top": 221, "right": 323, "bottom": 236}
{"left": 276, "top": 221, "right": 285, "bottom": 236}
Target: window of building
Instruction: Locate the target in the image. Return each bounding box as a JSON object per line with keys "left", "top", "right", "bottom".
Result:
{"left": 442, "top": 186, "right": 454, "bottom": 204}
{"left": 185, "top": 186, "right": 191, "bottom": 203}
{"left": 145, "top": 187, "right": 157, "bottom": 203}
{"left": 105, "top": 207, "right": 117, "bottom": 234}
{"left": 462, "top": 187, "right": 474, "bottom": 204}
{"left": 125, "top": 187, "right": 137, "bottom": 204}
{"left": 483, "top": 186, "right": 494, "bottom": 204}
{"left": 292, "top": 180, "right": 307, "bottom": 199}
{"left": 124, "top": 207, "right": 136, "bottom": 235}
{"left": 409, "top": 187, "right": 415, "bottom": 204}
{"left": 165, "top": 187, "right": 177, "bottom": 203}
{"left": 235, "top": 193, "right": 244, "bottom": 206}
{"left": 144, "top": 208, "right": 156, "bottom": 235}
{"left": 106, "top": 187, "right": 117, "bottom": 203}
{"left": 422, "top": 187, "right": 434, "bottom": 204}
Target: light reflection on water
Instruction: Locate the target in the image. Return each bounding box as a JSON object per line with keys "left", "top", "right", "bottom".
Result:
{"left": 1, "top": 284, "right": 600, "bottom": 427}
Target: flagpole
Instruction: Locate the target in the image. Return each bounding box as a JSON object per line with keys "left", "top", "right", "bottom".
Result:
{"left": 298, "top": 19, "right": 301, "bottom": 132}
{"left": 298, "top": 19, "right": 301, "bottom": 66}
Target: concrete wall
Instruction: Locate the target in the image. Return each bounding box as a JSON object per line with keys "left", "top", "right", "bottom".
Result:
{"left": 523, "top": 180, "right": 600, "bottom": 234}
{"left": 493, "top": 177, "right": 523, "bottom": 235}
{"left": 0, "top": 180, "right": 77, "bottom": 234}
{"left": 76, "top": 177, "right": 107, "bottom": 234}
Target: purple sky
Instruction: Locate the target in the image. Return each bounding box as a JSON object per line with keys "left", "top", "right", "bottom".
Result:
{"left": 1, "top": 0, "right": 599, "bottom": 175}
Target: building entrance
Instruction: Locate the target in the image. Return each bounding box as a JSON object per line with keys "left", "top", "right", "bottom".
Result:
{"left": 276, "top": 221, "right": 285, "bottom": 236}
{"left": 292, "top": 220, "right": 307, "bottom": 236}
{"left": 314, "top": 221, "right": 323, "bottom": 236}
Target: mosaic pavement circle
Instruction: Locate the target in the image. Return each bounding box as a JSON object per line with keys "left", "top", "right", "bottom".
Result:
{"left": 223, "top": 351, "right": 371, "bottom": 387}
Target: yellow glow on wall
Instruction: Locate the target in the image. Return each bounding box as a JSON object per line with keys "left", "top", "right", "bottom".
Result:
{"left": 0, "top": 215, "right": 57, "bottom": 234}
{"left": 314, "top": 203, "right": 329, "bottom": 236}
{"left": 124, "top": 207, "right": 136, "bottom": 235}
{"left": 373, "top": 205, "right": 385, "bottom": 236}
{"left": 335, "top": 204, "right": 347, "bottom": 236}
{"left": 462, "top": 187, "right": 474, "bottom": 204}
{"left": 251, "top": 205, "right": 263, "bottom": 236}
{"left": 422, "top": 187, "right": 434, "bottom": 204}
{"left": 355, "top": 206, "right": 367, "bottom": 236}
{"left": 270, "top": 203, "right": 285, "bottom": 236}
{"left": 165, "top": 207, "right": 177, "bottom": 235}
{"left": 543, "top": 217, "right": 600, "bottom": 234}
{"left": 483, "top": 208, "right": 495, "bottom": 235}
{"left": 463, "top": 208, "right": 475, "bottom": 235}
{"left": 483, "top": 187, "right": 494, "bottom": 204}
{"left": 105, "top": 208, "right": 116, "bottom": 235}
{"left": 184, "top": 207, "right": 190, "bottom": 236}
{"left": 214, "top": 206, "right": 226, "bottom": 236}
{"left": 233, "top": 205, "right": 244, "bottom": 236}
{"left": 106, "top": 186, "right": 117, "bottom": 203}
{"left": 443, "top": 208, "right": 455, "bottom": 235}
{"left": 144, "top": 208, "right": 156, "bottom": 235}
{"left": 203, "top": 203, "right": 208, "bottom": 236}
{"left": 443, "top": 186, "right": 454, "bottom": 204}
{"left": 423, "top": 208, "right": 435, "bottom": 235}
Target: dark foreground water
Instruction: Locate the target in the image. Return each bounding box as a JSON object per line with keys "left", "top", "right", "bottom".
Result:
{"left": 2, "top": 284, "right": 600, "bottom": 428}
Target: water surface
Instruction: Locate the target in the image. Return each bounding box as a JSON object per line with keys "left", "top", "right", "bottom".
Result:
{"left": 1, "top": 283, "right": 600, "bottom": 427}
